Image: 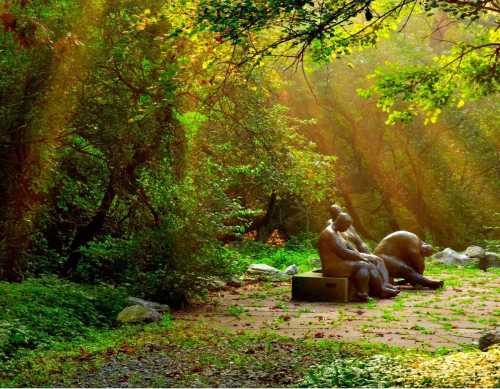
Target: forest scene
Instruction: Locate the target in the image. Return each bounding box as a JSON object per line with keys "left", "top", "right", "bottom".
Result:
{"left": 0, "top": 0, "right": 499, "bottom": 387}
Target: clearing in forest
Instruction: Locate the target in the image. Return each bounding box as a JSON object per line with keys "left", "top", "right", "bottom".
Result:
{"left": 177, "top": 262, "right": 500, "bottom": 350}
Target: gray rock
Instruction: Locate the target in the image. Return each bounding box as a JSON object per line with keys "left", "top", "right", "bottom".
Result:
{"left": 433, "top": 248, "right": 470, "bottom": 266}
{"left": 206, "top": 277, "right": 226, "bottom": 291}
{"left": 127, "top": 297, "right": 169, "bottom": 313}
{"left": 284, "top": 264, "right": 299, "bottom": 275}
{"left": 479, "top": 330, "right": 500, "bottom": 351}
{"left": 117, "top": 305, "right": 161, "bottom": 324}
{"left": 485, "top": 251, "right": 500, "bottom": 266}
{"left": 479, "top": 252, "right": 500, "bottom": 270}
{"left": 226, "top": 276, "right": 242, "bottom": 287}
{"left": 247, "top": 264, "right": 281, "bottom": 275}
{"left": 464, "top": 245, "right": 486, "bottom": 258}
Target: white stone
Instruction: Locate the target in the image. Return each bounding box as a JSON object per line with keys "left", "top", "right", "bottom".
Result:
{"left": 284, "top": 264, "right": 299, "bottom": 275}
{"left": 433, "top": 248, "right": 470, "bottom": 266}
{"left": 464, "top": 245, "right": 486, "bottom": 258}
{"left": 247, "top": 263, "right": 281, "bottom": 274}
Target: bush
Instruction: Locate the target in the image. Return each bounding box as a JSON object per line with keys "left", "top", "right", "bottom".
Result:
{"left": 0, "top": 277, "right": 127, "bottom": 359}
{"left": 78, "top": 228, "right": 233, "bottom": 308}
{"left": 298, "top": 355, "right": 405, "bottom": 388}
{"left": 299, "top": 347, "right": 500, "bottom": 388}
{"left": 400, "top": 345, "right": 500, "bottom": 388}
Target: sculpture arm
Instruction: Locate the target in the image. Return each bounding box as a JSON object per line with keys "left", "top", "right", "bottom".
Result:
{"left": 354, "top": 237, "right": 371, "bottom": 254}
{"left": 349, "top": 227, "right": 371, "bottom": 254}
{"left": 332, "top": 235, "right": 365, "bottom": 262}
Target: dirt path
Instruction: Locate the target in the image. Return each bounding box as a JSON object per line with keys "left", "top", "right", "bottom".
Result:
{"left": 175, "top": 268, "right": 499, "bottom": 351}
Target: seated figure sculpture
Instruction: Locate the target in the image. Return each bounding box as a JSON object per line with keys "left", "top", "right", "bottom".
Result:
{"left": 318, "top": 212, "right": 400, "bottom": 301}
{"left": 374, "top": 231, "right": 444, "bottom": 289}
{"left": 326, "top": 205, "right": 398, "bottom": 294}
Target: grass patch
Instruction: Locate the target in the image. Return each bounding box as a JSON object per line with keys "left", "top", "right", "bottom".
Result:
{"left": 225, "top": 305, "right": 246, "bottom": 318}
{"left": 0, "top": 276, "right": 127, "bottom": 360}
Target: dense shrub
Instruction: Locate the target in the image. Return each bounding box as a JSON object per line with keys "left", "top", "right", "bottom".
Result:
{"left": 299, "top": 347, "right": 500, "bottom": 388}
{"left": 400, "top": 345, "right": 500, "bottom": 388}
{"left": 298, "top": 355, "right": 403, "bottom": 388}
{"left": 0, "top": 277, "right": 127, "bottom": 359}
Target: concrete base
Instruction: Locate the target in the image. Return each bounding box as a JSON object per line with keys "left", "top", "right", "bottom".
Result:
{"left": 291, "top": 271, "right": 355, "bottom": 303}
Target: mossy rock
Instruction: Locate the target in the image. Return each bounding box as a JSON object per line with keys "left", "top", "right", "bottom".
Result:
{"left": 116, "top": 305, "right": 161, "bottom": 324}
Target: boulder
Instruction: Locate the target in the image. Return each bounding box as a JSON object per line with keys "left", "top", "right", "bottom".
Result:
{"left": 247, "top": 264, "right": 282, "bottom": 275}
{"left": 478, "top": 252, "right": 500, "bottom": 270}
{"left": 485, "top": 252, "right": 500, "bottom": 267}
{"left": 226, "top": 276, "right": 242, "bottom": 287}
{"left": 464, "top": 245, "right": 486, "bottom": 258}
{"left": 206, "top": 277, "right": 227, "bottom": 291}
{"left": 127, "top": 297, "right": 169, "bottom": 313}
{"left": 117, "top": 305, "right": 161, "bottom": 324}
{"left": 433, "top": 248, "right": 470, "bottom": 266}
{"left": 284, "top": 264, "right": 299, "bottom": 275}
{"left": 479, "top": 330, "right": 500, "bottom": 351}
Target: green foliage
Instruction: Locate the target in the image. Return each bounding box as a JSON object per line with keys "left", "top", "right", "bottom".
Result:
{"left": 225, "top": 305, "right": 246, "bottom": 317}
{"left": 483, "top": 240, "right": 500, "bottom": 253}
{"left": 0, "top": 277, "right": 127, "bottom": 359}
{"left": 223, "top": 235, "right": 318, "bottom": 274}
{"left": 298, "top": 354, "right": 404, "bottom": 388}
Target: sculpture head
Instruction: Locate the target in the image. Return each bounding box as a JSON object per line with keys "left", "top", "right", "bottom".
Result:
{"left": 329, "top": 204, "right": 343, "bottom": 220}
{"left": 421, "top": 243, "right": 433, "bottom": 257}
{"left": 334, "top": 212, "right": 352, "bottom": 232}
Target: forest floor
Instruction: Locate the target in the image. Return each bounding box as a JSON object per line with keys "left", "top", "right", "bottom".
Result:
{"left": 2, "top": 261, "right": 499, "bottom": 387}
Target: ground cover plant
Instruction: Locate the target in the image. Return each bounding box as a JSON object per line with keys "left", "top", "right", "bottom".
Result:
{"left": 0, "top": 277, "right": 127, "bottom": 360}
{"left": 1, "top": 316, "right": 499, "bottom": 387}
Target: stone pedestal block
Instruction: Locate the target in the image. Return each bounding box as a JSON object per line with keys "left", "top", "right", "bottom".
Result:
{"left": 291, "top": 271, "right": 354, "bottom": 302}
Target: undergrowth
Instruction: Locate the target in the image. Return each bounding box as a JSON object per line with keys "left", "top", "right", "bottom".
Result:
{"left": 223, "top": 234, "right": 318, "bottom": 274}
{"left": 0, "top": 276, "right": 127, "bottom": 360}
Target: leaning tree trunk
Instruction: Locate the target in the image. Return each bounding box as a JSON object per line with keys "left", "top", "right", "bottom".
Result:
{"left": 61, "top": 179, "right": 115, "bottom": 277}
{"left": 256, "top": 192, "right": 277, "bottom": 242}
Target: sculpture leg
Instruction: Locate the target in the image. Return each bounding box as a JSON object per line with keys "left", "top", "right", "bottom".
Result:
{"left": 381, "top": 255, "right": 444, "bottom": 289}
{"left": 374, "top": 258, "right": 400, "bottom": 291}
{"left": 360, "top": 253, "right": 399, "bottom": 290}
{"left": 367, "top": 266, "right": 400, "bottom": 298}
{"left": 352, "top": 266, "right": 370, "bottom": 302}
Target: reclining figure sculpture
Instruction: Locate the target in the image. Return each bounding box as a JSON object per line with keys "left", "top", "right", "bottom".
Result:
{"left": 374, "top": 231, "right": 444, "bottom": 289}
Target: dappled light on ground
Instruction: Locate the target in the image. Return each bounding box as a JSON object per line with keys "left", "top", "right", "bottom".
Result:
{"left": 177, "top": 263, "right": 499, "bottom": 350}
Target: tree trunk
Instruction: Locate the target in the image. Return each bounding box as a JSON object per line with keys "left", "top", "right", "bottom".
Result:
{"left": 256, "top": 192, "right": 277, "bottom": 242}
{"left": 61, "top": 179, "right": 115, "bottom": 277}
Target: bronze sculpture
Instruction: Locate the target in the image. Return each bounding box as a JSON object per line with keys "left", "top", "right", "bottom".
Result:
{"left": 374, "top": 231, "right": 444, "bottom": 289}
{"left": 326, "top": 205, "right": 399, "bottom": 294}
{"left": 318, "top": 212, "right": 400, "bottom": 301}
{"left": 327, "top": 204, "right": 370, "bottom": 254}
